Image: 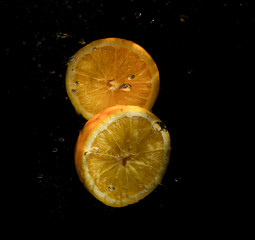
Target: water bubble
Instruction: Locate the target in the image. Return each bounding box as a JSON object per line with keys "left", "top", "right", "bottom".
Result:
{"left": 127, "top": 74, "right": 135, "bottom": 80}
{"left": 108, "top": 185, "right": 115, "bottom": 191}
{"left": 119, "top": 83, "right": 132, "bottom": 91}
{"left": 152, "top": 121, "right": 168, "bottom": 132}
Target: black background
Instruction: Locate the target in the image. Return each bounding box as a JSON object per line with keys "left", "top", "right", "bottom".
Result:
{"left": 3, "top": 0, "right": 254, "bottom": 232}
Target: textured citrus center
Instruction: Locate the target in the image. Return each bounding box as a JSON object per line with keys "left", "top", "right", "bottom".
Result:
{"left": 86, "top": 116, "right": 165, "bottom": 200}
{"left": 70, "top": 46, "right": 153, "bottom": 114}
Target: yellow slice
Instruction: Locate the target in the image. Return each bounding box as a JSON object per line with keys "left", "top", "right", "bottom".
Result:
{"left": 66, "top": 38, "right": 159, "bottom": 120}
{"left": 75, "top": 105, "right": 170, "bottom": 207}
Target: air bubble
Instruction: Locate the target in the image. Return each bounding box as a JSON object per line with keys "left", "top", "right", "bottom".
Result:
{"left": 179, "top": 14, "right": 189, "bottom": 23}
{"left": 92, "top": 47, "right": 97, "bottom": 51}
{"left": 119, "top": 83, "right": 132, "bottom": 91}
{"left": 108, "top": 185, "right": 115, "bottom": 191}
{"left": 79, "top": 39, "right": 86, "bottom": 45}
{"left": 52, "top": 148, "right": 58, "bottom": 153}
{"left": 56, "top": 32, "right": 69, "bottom": 39}
{"left": 135, "top": 12, "right": 142, "bottom": 19}
{"left": 127, "top": 74, "right": 135, "bottom": 80}
{"left": 75, "top": 81, "right": 80, "bottom": 85}
{"left": 58, "top": 137, "right": 65, "bottom": 142}
{"left": 174, "top": 176, "right": 182, "bottom": 183}
{"left": 72, "top": 89, "right": 77, "bottom": 93}
{"left": 84, "top": 151, "right": 91, "bottom": 157}
{"left": 152, "top": 121, "right": 168, "bottom": 132}
{"left": 150, "top": 19, "right": 155, "bottom": 24}
{"left": 68, "top": 55, "right": 75, "bottom": 62}
{"left": 91, "top": 147, "right": 100, "bottom": 153}
{"left": 37, "top": 173, "right": 43, "bottom": 182}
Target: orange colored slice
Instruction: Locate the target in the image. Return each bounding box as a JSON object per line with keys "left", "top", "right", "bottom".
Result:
{"left": 75, "top": 105, "right": 170, "bottom": 207}
{"left": 66, "top": 38, "right": 159, "bottom": 120}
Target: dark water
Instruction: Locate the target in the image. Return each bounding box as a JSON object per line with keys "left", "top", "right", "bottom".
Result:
{"left": 4, "top": 0, "right": 253, "bottom": 231}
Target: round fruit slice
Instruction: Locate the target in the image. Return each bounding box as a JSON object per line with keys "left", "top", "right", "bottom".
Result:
{"left": 75, "top": 105, "right": 170, "bottom": 207}
{"left": 66, "top": 38, "right": 159, "bottom": 120}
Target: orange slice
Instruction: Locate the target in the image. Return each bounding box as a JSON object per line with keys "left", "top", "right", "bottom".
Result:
{"left": 66, "top": 38, "right": 159, "bottom": 120}
{"left": 75, "top": 105, "right": 170, "bottom": 207}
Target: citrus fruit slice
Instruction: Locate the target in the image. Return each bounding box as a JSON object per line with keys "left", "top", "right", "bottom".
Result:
{"left": 75, "top": 105, "right": 170, "bottom": 207}
{"left": 66, "top": 38, "right": 159, "bottom": 120}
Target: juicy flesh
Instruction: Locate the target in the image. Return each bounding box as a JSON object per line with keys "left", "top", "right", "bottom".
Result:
{"left": 72, "top": 46, "right": 152, "bottom": 114}
{"left": 87, "top": 116, "right": 164, "bottom": 200}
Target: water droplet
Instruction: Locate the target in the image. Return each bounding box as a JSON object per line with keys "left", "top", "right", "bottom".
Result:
{"left": 119, "top": 83, "right": 132, "bottom": 91}
{"left": 152, "top": 121, "right": 168, "bottom": 132}
{"left": 108, "top": 185, "right": 115, "bottom": 191}
{"left": 127, "top": 74, "right": 135, "bottom": 80}
{"left": 72, "top": 89, "right": 77, "bottom": 93}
